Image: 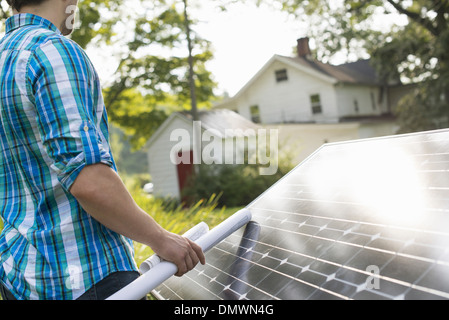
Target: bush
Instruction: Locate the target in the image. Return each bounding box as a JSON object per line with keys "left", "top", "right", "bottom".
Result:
{"left": 182, "top": 157, "right": 293, "bottom": 207}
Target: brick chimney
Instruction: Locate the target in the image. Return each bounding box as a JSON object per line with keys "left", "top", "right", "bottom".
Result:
{"left": 297, "top": 37, "right": 312, "bottom": 59}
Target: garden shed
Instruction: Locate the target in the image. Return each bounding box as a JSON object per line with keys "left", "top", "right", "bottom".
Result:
{"left": 146, "top": 109, "right": 260, "bottom": 200}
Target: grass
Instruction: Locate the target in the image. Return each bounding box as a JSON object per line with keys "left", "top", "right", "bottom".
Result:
{"left": 133, "top": 199, "right": 241, "bottom": 266}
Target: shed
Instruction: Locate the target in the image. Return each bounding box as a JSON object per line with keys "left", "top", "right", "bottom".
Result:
{"left": 146, "top": 109, "right": 260, "bottom": 200}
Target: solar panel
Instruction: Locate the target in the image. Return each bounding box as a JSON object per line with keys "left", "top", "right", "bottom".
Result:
{"left": 152, "top": 129, "right": 449, "bottom": 300}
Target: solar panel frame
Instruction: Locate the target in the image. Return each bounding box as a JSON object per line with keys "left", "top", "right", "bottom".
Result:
{"left": 153, "top": 128, "right": 449, "bottom": 300}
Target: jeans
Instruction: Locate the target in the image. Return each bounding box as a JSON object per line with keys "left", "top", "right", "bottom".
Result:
{"left": 77, "top": 271, "right": 141, "bottom": 300}
{"left": 0, "top": 271, "right": 142, "bottom": 300}
{"left": 0, "top": 281, "right": 16, "bottom": 300}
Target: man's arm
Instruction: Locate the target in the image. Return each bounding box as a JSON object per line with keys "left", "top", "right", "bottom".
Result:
{"left": 69, "top": 163, "right": 205, "bottom": 277}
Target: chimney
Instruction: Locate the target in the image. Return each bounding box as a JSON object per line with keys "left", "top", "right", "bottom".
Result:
{"left": 297, "top": 37, "right": 311, "bottom": 59}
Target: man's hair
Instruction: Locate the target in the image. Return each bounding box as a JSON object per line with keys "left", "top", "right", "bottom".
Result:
{"left": 6, "top": 0, "right": 47, "bottom": 11}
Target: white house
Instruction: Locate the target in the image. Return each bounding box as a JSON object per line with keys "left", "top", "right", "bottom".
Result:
{"left": 146, "top": 109, "right": 260, "bottom": 200}
{"left": 214, "top": 37, "right": 408, "bottom": 125}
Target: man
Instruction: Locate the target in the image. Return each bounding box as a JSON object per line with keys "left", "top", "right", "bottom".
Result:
{"left": 0, "top": 0, "right": 205, "bottom": 300}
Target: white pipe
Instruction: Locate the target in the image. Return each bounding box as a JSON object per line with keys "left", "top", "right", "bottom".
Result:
{"left": 107, "top": 208, "right": 252, "bottom": 300}
{"left": 139, "top": 222, "right": 209, "bottom": 274}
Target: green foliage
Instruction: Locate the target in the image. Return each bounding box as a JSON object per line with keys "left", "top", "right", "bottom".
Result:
{"left": 394, "top": 83, "right": 449, "bottom": 133}
{"left": 103, "top": 0, "right": 217, "bottom": 148}
{"left": 104, "top": 88, "right": 169, "bottom": 149}
{"left": 70, "top": 0, "right": 123, "bottom": 48}
{"left": 109, "top": 124, "right": 150, "bottom": 174}
{"left": 2, "top": 0, "right": 448, "bottom": 137}
{"left": 181, "top": 164, "right": 265, "bottom": 207}
{"left": 182, "top": 152, "right": 295, "bottom": 207}
{"left": 366, "top": 1, "right": 449, "bottom": 132}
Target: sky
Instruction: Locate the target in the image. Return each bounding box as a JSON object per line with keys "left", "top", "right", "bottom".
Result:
{"left": 191, "top": 2, "right": 307, "bottom": 96}
{"left": 87, "top": 1, "right": 407, "bottom": 98}
{"left": 88, "top": 2, "right": 308, "bottom": 97}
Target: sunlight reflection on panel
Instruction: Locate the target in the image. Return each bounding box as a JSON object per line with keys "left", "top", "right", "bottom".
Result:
{"left": 307, "top": 144, "right": 426, "bottom": 226}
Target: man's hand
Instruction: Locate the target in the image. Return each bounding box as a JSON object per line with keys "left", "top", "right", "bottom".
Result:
{"left": 153, "top": 231, "right": 206, "bottom": 277}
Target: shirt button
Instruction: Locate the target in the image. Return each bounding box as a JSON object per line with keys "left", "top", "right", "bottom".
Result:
{"left": 84, "top": 126, "right": 89, "bottom": 132}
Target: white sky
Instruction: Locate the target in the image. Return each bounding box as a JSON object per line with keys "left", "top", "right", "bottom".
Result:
{"left": 191, "top": 2, "right": 307, "bottom": 96}
{"left": 88, "top": 2, "right": 307, "bottom": 96}
{"left": 87, "top": 1, "right": 407, "bottom": 97}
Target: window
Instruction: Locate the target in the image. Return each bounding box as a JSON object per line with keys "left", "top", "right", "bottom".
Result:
{"left": 275, "top": 69, "right": 288, "bottom": 82}
{"left": 354, "top": 99, "right": 359, "bottom": 113}
{"left": 310, "top": 94, "right": 322, "bottom": 114}
{"left": 371, "top": 92, "right": 377, "bottom": 110}
{"left": 250, "top": 105, "right": 261, "bottom": 123}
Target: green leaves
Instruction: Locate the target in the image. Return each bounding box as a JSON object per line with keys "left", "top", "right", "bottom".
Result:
{"left": 70, "top": 0, "right": 122, "bottom": 48}
{"left": 103, "top": 1, "right": 216, "bottom": 148}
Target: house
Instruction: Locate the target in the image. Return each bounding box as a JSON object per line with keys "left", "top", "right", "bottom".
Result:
{"left": 214, "top": 37, "right": 408, "bottom": 125}
{"left": 146, "top": 39, "right": 412, "bottom": 200}
{"left": 146, "top": 109, "right": 260, "bottom": 200}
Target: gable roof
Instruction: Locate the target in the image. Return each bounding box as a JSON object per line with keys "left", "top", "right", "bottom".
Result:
{"left": 145, "top": 112, "right": 192, "bottom": 149}
{"left": 181, "top": 109, "right": 260, "bottom": 138}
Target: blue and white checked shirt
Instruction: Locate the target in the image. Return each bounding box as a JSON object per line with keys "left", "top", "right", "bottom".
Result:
{"left": 0, "top": 14, "right": 137, "bottom": 300}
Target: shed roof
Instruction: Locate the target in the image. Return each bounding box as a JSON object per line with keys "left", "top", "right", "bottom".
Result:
{"left": 146, "top": 109, "right": 260, "bottom": 149}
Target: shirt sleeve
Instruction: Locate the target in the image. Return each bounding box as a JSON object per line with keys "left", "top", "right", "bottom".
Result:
{"left": 26, "top": 37, "right": 113, "bottom": 192}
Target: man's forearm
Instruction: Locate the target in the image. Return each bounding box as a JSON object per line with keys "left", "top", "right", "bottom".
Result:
{"left": 69, "top": 163, "right": 164, "bottom": 248}
{"left": 69, "top": 163, "right": 205, "bottom": 276}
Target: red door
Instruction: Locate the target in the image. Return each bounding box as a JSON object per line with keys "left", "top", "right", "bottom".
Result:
{"left": 176, "top": 150, "right": 194, "bottom": 201}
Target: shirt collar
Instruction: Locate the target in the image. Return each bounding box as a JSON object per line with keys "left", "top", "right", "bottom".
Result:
{"left": 5, "top": 13, "right": 61, "bottom": 35}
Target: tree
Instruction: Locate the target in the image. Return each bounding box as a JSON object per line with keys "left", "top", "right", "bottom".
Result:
{"left": 104, "top": 0, "right": 216, "bottom": 149}
{"left": 70, "top": 0, "right": 123, "bottom": 49}
{"left": 227, "top": 0, "right": 448, "bottom": 133}
{"left": 312, "top": 0, "right": 448, "bottom": 133}
{"left": 367, "top": 0, "right": 449, "bottom": 133}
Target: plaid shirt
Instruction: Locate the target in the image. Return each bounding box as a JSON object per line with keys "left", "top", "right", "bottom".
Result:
{"left": 0, "top": 14, "right": 137, "bottom": 300}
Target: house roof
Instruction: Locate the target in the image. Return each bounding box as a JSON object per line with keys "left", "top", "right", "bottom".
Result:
{"left": 214, "top": 55, "right": 383, "bottom": 108}
{"left": 280, "top": 56, "right": 381, "bottom": 85}
{"left": 146, "top": 109, "right": 260, "bottom": 149}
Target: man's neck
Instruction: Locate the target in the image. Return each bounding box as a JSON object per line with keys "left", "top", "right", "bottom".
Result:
{"left": 13, "top": 2, "right": 69, "bottom": 35}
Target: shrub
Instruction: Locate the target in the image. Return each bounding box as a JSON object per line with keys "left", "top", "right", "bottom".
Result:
{"left": 181, "top": 156, "right": 294, "bottom": 207}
